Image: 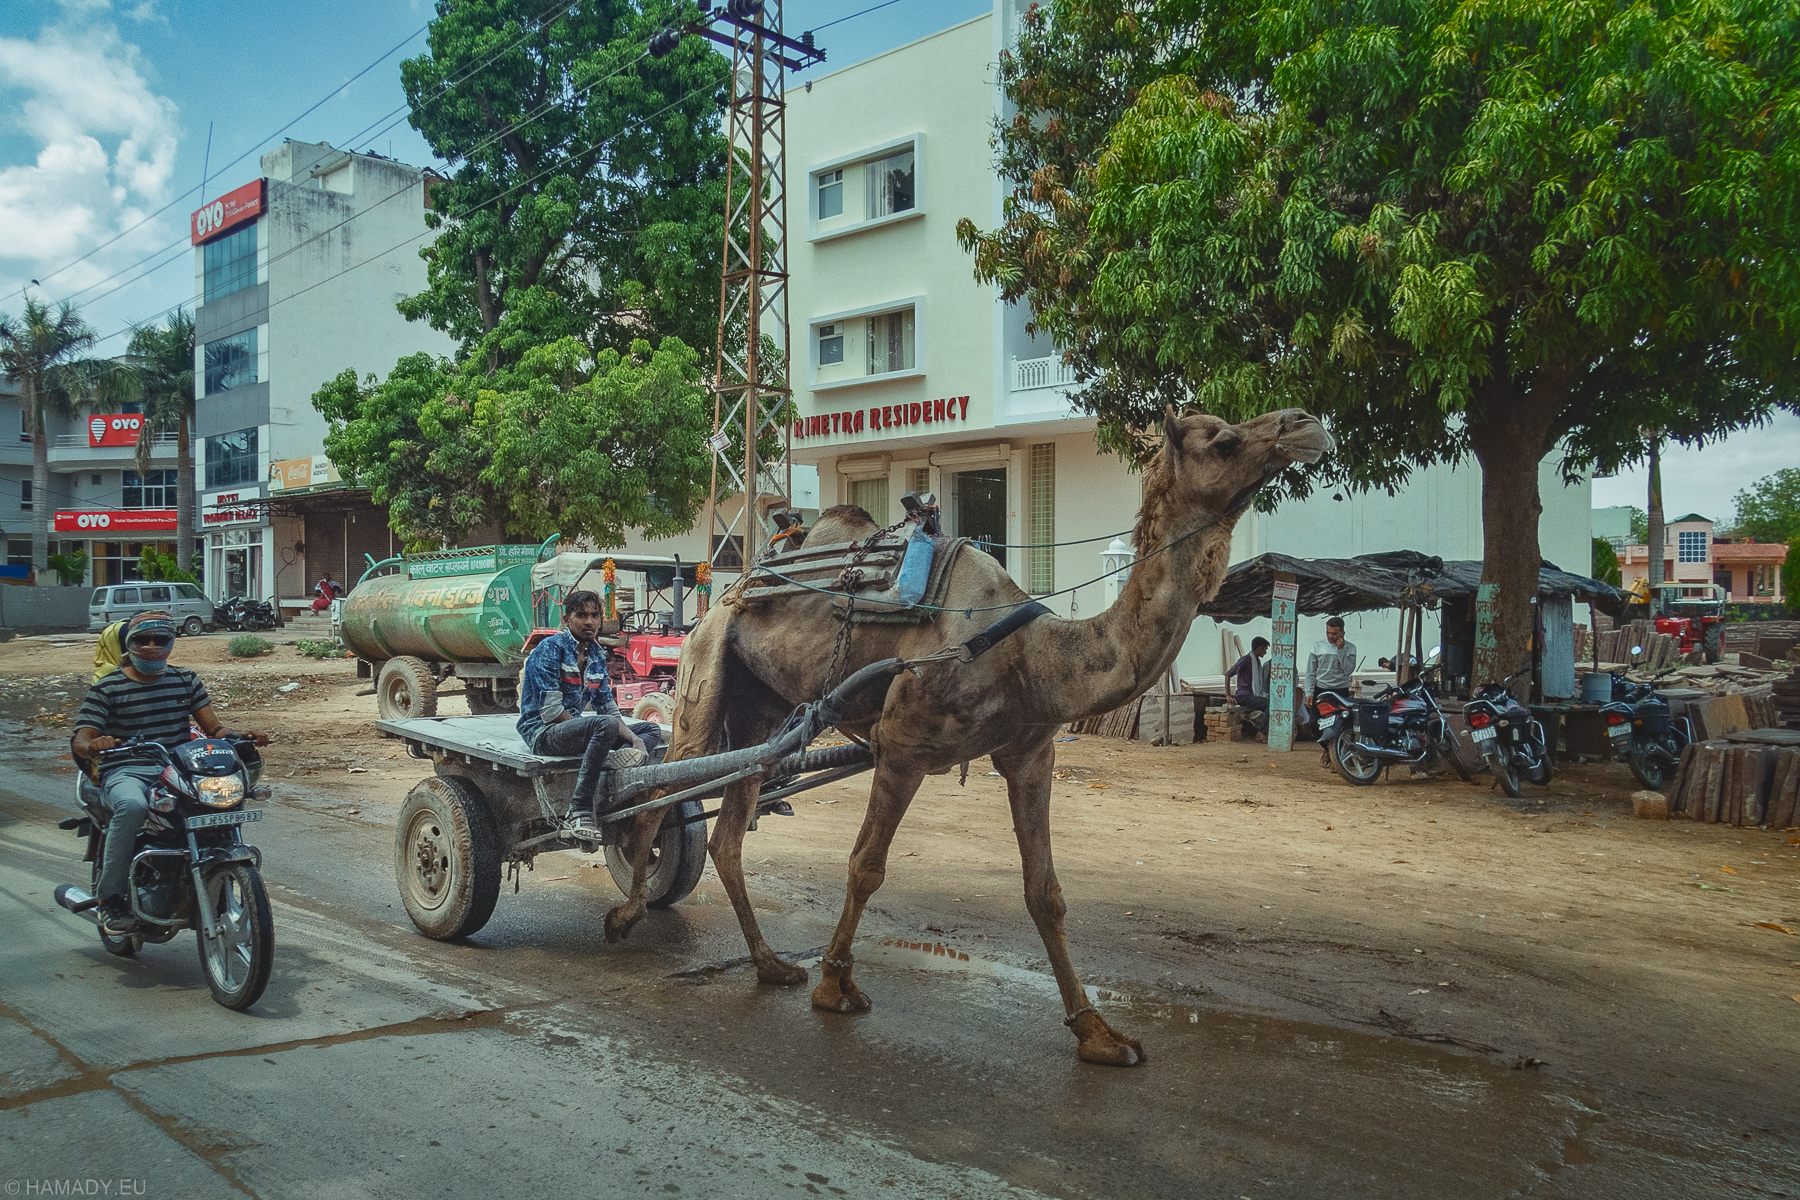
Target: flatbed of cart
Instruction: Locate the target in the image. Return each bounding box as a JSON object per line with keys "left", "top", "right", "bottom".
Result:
{"left": 376, "top": 714, "right": 671, "bottom": 776}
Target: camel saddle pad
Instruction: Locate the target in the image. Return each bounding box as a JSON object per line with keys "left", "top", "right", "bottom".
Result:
{"left": 738, "top": 535, "right": 970, "bottom": 625}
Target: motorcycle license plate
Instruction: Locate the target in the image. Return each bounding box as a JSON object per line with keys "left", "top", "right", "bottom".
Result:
{"left": 1471, "top": 727, "right": 1496, "bottom": 743}
{"left": 1318, "top": 716, "right": 1339, "bottom": 737}
{"left": 1608, "top": 725, "right": 1630, "bottom": 741}
{"left": 185, "top": 809, "right": 263, "bottom": 830}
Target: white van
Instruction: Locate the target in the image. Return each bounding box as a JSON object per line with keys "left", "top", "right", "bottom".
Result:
{"left": 88, "top": 583, "right": 215, "bottom": 636}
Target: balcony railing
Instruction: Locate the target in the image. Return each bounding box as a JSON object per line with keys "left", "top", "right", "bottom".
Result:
{"left": 53, "top": 431, "right": 181, "bottom": 448}
{"left": 1012, "top": 354, "right": 1076, "bottom": 392}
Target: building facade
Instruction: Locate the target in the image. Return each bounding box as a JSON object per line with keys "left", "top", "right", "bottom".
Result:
{"left": 186, "top": 140, "right": 455, "bottom": 607}
{"left": 782, "top": 5, "right": 1592, "bottom": 679}
{"left": 1618, "top": 513, "right": 1788, "bottom": 604}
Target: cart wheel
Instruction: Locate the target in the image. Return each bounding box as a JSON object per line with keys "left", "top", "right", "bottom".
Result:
{"left": 396, "top": 776, "right": 500, "bottom": 939}
{"left": 631, "top": 691, "right": 675, "bottom": 725}
{"left": 377, "top": 656, "right": 438, "bottom": 719}
{"left": 605, "top": 798, "right": 707, "bottom": 908}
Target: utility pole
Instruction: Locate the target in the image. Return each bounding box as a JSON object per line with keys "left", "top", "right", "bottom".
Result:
{"left": 1647, "top": 435, "right": 1664, "bottom": 590}
{"left": 655, "top": 2, "right": 824, "bottom": 577}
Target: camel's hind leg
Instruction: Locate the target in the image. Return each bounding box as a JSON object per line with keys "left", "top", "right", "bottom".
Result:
{"left": 709, "top": 772, "right": 808, "bottom": 985}
{"left": 992, "top": 738, "right": 1146, "bottom": 1067}
{"left": 603, "top": 804, "right": 668, "bottom": 943}
{"left": 811, "top": 760, "right": 924, "bottom": 1014}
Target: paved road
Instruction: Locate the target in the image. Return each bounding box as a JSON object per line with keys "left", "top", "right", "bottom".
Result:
{"left": 0, "top": 732, "right": 1788, "bottom": 1199}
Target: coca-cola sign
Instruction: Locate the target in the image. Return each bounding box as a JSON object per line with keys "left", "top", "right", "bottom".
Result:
{"left": 191, "top": 179, "right": 265, "bottom": 244}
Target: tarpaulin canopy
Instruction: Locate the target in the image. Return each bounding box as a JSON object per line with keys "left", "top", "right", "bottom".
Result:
{"left": 1195, "top": 550, "right": 1628, "bottom": 623}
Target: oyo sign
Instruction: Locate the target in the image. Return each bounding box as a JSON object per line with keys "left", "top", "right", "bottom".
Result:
{"left": 53, "top": 509, "right": 178, "bottom": 533}
{"left": 87, "top": 413, "right": 144, "bottom": 448}
{"left": 191, "top": 179, "right": 265, "bottom": 244}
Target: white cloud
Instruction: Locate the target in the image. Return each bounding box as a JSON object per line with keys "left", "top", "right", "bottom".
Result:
{"left": 1590, "top": 410, "right": 1800, "bottom": 526}
{"left": 0, "top": 15, "right": 180, "bottom": 306}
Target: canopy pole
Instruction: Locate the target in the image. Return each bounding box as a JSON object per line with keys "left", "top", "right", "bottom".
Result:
{"left": 1269, "top": 572, "right": 1299, "bottom": 752}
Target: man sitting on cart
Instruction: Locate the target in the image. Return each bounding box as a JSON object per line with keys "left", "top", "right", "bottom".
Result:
{"left": 517, "top": 589, "right": 661, "bottom": 834}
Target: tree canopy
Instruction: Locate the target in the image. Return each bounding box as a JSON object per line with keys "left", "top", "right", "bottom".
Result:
{"left": 126, "top": 310, "right": 197, "bottom": 566}
{"left": 960, "top": 0, "right": 1800, "bottom": 687}
{"left": 1729, "top": 467, "right": 1800, "bottom": 546}
{"left": 399, "top": 0, "right": 728, "bottom": 370}
{"left": 314, "top": 336, "right": 713, "bottom": 551}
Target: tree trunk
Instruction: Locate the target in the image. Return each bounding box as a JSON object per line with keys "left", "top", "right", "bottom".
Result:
{"left": 1646, "top": 438, "right": 1664, "bottom": 589}
{"left": 30, "top": 396, "right": 50, "bottom": 584}
{"left": 177, "top": 407, "right": 196, "bottom": 572}
{"left": 1468, "top": 379, "right": 1564, "bottom": 696}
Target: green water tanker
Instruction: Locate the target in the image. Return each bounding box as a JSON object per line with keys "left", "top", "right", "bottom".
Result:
{"left": 341, "top": 543, "right": 546, "bottom": 719}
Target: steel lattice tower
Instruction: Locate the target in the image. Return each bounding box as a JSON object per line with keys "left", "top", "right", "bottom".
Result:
{"left": 701, "top": 0, "right": 819, "bottom": 575}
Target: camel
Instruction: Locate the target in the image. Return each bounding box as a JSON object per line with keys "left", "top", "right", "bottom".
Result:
{"left": 603, "top": 406, "right": 1334, "bottom": 1065}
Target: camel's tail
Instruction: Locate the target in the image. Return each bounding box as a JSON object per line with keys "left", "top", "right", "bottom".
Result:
{"left": 666, "top": 608, "right": 731, "bottom": 765}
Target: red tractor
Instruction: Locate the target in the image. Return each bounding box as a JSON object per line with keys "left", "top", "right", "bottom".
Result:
{"left": 1646, "top": 582, "right": 1725, "bottom": 663}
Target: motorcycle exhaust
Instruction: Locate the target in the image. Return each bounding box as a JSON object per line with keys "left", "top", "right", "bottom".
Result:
{"left": 54, "top": 884, "right": 102, "bottom": 923}
{"left": 1347, "top": 739, "right": 1421, "bottom": 763}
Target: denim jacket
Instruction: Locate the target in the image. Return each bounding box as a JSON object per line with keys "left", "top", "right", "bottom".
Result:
{"left": 516, "top": 631, "right": 620, "bottom": 751}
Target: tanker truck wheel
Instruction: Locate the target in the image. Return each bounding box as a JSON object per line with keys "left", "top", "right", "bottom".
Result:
{"left": 631, "top": 692, "right": 675, "bottom": 725}
{"left": 465, "top": 684, "right": 506, "bottom": 715}
{"left": 377, "top": 656, "right": 438, "bottom": 719}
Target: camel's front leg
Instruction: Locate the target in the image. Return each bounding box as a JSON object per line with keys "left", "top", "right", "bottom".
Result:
{"left": 993, "top": 740, "right": 1146, "bottom": 1067}
{"left": 603, "top": 805, "right": 667, "bottom": 943}
{"left": 709, "top": 775, "right": 808, "bottom": 986}
{"left": 812, "top": 762, "right": 923, "bottom": 1015}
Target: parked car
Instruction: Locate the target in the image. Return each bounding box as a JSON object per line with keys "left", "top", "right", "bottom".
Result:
{"left": 88, "top": 582, "right": 214, "bottom": 636}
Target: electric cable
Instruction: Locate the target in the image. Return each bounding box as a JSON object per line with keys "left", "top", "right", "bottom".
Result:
{"left": 807, "top": 0, "right": 906, "bottom": 35}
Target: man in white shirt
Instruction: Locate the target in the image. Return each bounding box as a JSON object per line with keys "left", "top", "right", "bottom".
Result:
{"left": 1303, "top": 616, "right": 1358, "bottom": 729}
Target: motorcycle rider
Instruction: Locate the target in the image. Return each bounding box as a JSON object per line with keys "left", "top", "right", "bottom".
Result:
{"left": 516, "top": 590, "right": 659, "bottom": 834}
{"left": 70, "top": 613, "right": 268, "bottom": 935}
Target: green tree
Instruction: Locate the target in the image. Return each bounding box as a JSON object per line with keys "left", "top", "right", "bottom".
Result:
{"left": 1784, "top": 537, "right": 1799, "bottom": 610}
{"left": 1729, "top": 468, "right": 1800, "bottom": 546}
{"left": 398, "top": 0, "right": 728, "bottom": 371}
{"left": 126, "top": 311, "right": 197, "bottom": 569}
{"left": 315, "top": 336, "right": 713, "bottom": 549}
{"left": 1627, "top": 506, "right": 1650, "bottom": 547}
{"left": 960, "top": 0, "right": 1800, "bottom": 691}
{"left": 0, "top": 298, "right": 139, "bottom": 579}
{"left": 1591, "top": 538, "right": 1621, "bottom": 588}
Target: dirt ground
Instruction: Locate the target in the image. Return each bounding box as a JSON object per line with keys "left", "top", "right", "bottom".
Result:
{"left": 4, "top": 629, "right": 1797, "bottom": 1147}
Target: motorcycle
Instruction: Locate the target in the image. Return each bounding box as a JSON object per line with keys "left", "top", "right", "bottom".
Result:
{"left": 1463, "top": 683, "right": 1553, "bottom": 798}
{"left": 54, "top": 736, "right": 275, "bottom": 1010}
{"left": 1318, "top": 658, "right": 1471, "bottom": 787}
{"left": 1601, "top": 651, "right": 1692, "bottom": 790}
{"left": 215, "top": 596, "right": 278, "bottom": 632}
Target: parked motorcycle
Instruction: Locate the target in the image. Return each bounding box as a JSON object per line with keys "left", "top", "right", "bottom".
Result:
{"left": 54, "top": 736, "right": 275, "bottom": 1010}
{"left": 1463, "top": 683, "right": 1553, "bottom": 797}
{"left": 1319, "top": 659, "right": 1471, "bottom": 787}
{"left": 1601, "top": 653, "right": 1692, "bottom": 790}
{"left": 215, "top": 596, "right": 278, "bottom": 632}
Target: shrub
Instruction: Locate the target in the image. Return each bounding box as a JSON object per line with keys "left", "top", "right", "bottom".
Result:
{"left": 294, "top": 638, "right": 349, "bottom": 659}
{"left": 47, "top": 549, "right": 87, "bottom": 586}
{"left": 228, "top": 635, "right": 274, "bottom": 657}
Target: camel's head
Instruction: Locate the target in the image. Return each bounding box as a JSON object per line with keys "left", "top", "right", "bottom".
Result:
{"left": 1157, "top": 406, "right": 1334, "bottom": 518}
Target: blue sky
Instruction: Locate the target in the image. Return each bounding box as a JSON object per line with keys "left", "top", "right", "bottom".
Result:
{"left": 2, "top": 0, "right": 1791, "bottom": 522}
{"left": 0, "top": 0, "right": 985, "bottom": 350}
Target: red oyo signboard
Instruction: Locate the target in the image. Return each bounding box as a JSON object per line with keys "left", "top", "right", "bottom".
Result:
{"left": 53, "top": 510, "right": 178, "bottom": 534}
{"left": 191, "top": 179, "right": 265, "bottom": 244}
{"left": 87, "top": 413, "right": 144, "bottom": 448}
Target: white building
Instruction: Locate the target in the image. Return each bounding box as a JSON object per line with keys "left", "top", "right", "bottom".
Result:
{"left": 186, "top": 140, "right": 455, "bottom": 607}
{"left": 782, "top": 3, "right": 1591, "bottom": 679}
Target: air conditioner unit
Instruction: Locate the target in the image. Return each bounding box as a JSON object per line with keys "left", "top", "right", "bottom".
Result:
{"left": 928, "top": 443, "right": 1010, "bottom": 470}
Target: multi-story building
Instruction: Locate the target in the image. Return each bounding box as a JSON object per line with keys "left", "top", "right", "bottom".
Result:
{"left": 783, "top": 4, "right": 1592, "bottom": 678}
{"left": 0, "top": 373, "right": 29, "bottom": 575}
{"left": 185, "top": 139, "right": 454, "bottom": 607}
{"left": 1618, "top": 513, "right": 1788, "bottom": 604}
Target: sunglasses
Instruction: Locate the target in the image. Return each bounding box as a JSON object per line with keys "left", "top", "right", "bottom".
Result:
{"left": 129, "top": 635, "right": 173, "bottom": 649}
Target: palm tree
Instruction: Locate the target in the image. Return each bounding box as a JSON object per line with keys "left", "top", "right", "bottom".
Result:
{"left": 0, "top": 298, "right": 140, "bottom": 581}
{"left": 127, "top": 311, "right": 198, "bottom": 571}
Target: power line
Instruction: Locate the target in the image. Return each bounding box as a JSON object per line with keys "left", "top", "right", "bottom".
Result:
{"left": 808, "top": 0, "right": 906, "bottom": 34}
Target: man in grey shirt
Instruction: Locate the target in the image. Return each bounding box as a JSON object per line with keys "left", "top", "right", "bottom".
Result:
{"left": 1304, "top": 616, "right": 1358, "bottom": 718}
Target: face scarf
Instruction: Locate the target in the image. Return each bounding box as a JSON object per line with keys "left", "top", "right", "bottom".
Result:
{"left": 126, "top": 615, "right": 177, "bottom": 676}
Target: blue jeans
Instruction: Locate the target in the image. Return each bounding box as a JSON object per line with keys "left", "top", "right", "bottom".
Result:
{"left": 97, "top": 764, "right": 161, "bottom": 900}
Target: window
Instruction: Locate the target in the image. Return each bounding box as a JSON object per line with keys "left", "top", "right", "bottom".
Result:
{"left": 817, "top": 323, "right": 844, "bottom": 366}
{"left": 850, "top": 477, "right": 889, "bottom": 523}
{"left": 203, "top": 223, "right": 258, "bottom": 302}
{"left": 205, "top": 427, "right": 258, "bottom": 489}
{"left": 709, "top": 534, "right": 744, "bottom": 571}
{"left": 1027, "top": 443, "right": 1055, "bottom": 593}
{"left": 7, "top": 539, "right": 29, "bottom": 567}
{"left": 110, "top": 587, "right": 140, "bottom": 604}
{"left": 908, "top": 467, "right": 930, "bottom": 496}
{"left": 140, "top": 585, "right": 172, "bottom": 605}
{"left": 866, "top": 149, "right": 914, "bottom": 218}
{"left": 19, "top": 479, "right": 30, "bottom": 512}
{"left": 177, "top": 583, "right": 205, "bottom": 600}
{"left": 818, "top": 169, "right": 843, "bottom": 219}
{"left": 1677, "top": 530, "right": 1707, "bottom": 563}
{"left": 867, "top": 309, "right": 915, "bottom": 375}
{"left": 123, "top": 469, "right": 176, "bottom": 509}
{"left": 203, "top": 328, "right": 258, "bottom": 395}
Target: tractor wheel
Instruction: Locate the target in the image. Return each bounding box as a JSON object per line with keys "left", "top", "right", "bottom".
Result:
{"left": 1703, "top": 625, "right": 1722, "bottom": 665}
{"left": 631, "top": 692, "right": 675, "bottom": 725}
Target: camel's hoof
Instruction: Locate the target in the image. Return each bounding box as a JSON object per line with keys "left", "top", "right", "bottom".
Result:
{"left": 603, "top": 905, "right": 640, "bottom": 944}
{"left": 810, "top": 980, "right": 872, "bottom": 1014}
{"left": 756, "top": 958, "right": 809, "bottom": 987}
{"left": 1076, "top": 1029, "right": 1147, "bottom": 1067}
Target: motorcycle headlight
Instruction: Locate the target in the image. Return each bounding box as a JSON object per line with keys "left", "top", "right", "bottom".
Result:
{"left": 195, "top": 774, "right": 245, "bottom": 808}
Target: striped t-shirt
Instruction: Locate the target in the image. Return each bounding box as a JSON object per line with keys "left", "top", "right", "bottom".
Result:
{"left": 74, "top": 666, "right": 211, "bottom": 748}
